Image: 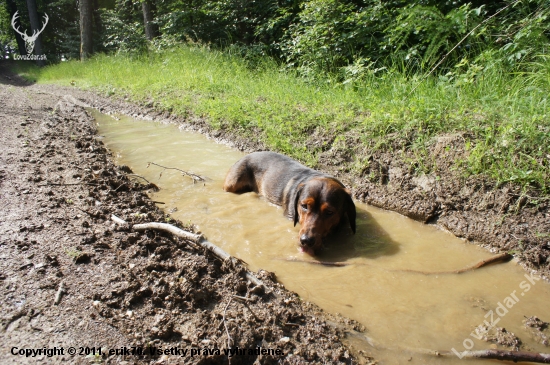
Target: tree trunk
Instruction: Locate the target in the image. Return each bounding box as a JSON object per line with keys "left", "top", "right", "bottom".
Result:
{"left": 6, "top": 0, "right": 27, "bottom": 56}
{"left": 93, "top": 0, "right": 102, "bottom": 48}
{"left": 79, "top": 0, "right": 93, "bottom": 60}
{"left": 142, "top": 0, "right": 158, "bottom": 41}
{"left": 25, "top": 0, "right": 44, "bottom": 65}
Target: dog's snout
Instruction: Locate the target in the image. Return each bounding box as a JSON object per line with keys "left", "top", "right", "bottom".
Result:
{"left": 300, "top": 234, "right": 315, "bottom": 247}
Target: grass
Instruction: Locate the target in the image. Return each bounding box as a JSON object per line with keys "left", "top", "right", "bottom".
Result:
{"left": 15, "top": 45, "right": 549, "bottom": 194}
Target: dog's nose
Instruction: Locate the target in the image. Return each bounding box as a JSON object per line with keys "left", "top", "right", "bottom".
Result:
{"left": 300, "top": 234, "right": 315, "bottom": 247}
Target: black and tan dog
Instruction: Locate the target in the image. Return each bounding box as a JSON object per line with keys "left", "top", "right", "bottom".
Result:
{"left": 223, "top": 151, "right": 356, "bottom": 254}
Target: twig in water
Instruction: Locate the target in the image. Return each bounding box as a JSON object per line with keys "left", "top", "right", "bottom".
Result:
{"left": 448, "top": 349, "right": 550, "bottom": 363}
{"left": 398, "top": 252, "right": 512, "bottom": 275}
{"left": 147, "top": 162, "right": 209, "bottom": 184}
{"left": 339, "top": 323, "right": 550, "bottom": 363}
{"left": 278, "top": 258, "right": 351, "bottom": 267}
{"left": 281, "top": 252, "right": 512, "bottom": 274}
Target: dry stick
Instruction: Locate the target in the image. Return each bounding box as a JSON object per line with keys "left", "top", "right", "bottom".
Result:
{"left": 147, "top": 162, "right": 207, "bottom": 183}
{"left": 341, "top": 326, "right": 550, "bottom": 364}
{"left": 54, "top": 281, "right": 65, "bottom": 305}
{"left": 408, "top": 0, "right": 519, "bottom": 96}
{"left": 280, "top": 252, "right": 512, "bottom": 274}
{"left": 110, "top": 215, "right": 265, "bottom": 289}
{"left": 443, "top": 350, "right": 550, "bottom": 364}
{"left": 126, "top": 174, "right": 160, "bottom": 191}
{"left": 126, "top": 173, "right": 152, "bottom": 184}
{"left": 132, "top": 221, "right": 202, "bottom": 243}
{"left": 407, "top": 344, "right": 550, "bottom": 363}
{"left": 279, "top": 258, "right": 350, "bottom": 267}
{"left": 375, "top": 343, "right": 550, "bottom": 364}
{"left": 398, "top": 252, "right": 513, "bottom": 275}
{"left": 74, "top": 206, "right": 95, "bottom": 217}
{"left": 38, "top": 182, "right": 99, "bottom": 187}
{"left": 110, "top": 214, "right": 127, "bottom": 225}
{"left": 231, "top": 295, "right": 250, "bottom": 302}
{"left": 223, "top": 297, "right": 234, "bottom": 354}
{"left": 231, "top": 295, "right": 263, "bottom": 321}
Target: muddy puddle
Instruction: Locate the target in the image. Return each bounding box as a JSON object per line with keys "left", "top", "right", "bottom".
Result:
{"left": 94, "top": 110, "right": 550, "bottom": 364}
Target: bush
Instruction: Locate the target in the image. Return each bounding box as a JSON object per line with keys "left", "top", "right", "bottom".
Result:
{"left": 279, "top": 0, "right": 391, "bottom": 76}
{"left": 101, "top": 9, "right": 147, "bottom": 54}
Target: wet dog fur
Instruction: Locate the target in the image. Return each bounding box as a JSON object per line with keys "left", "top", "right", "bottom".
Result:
{"left": 223, "top": 151, "right": 356, "bottom": 254}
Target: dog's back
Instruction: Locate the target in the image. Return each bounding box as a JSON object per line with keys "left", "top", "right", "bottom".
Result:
{"left": 224, "top": 152, "right": 324, "bottom": 215}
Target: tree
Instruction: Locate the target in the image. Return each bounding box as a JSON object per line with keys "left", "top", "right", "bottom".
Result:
{"left": 25, "top": 0, "right": 45, "bottom": 64}
{"left": 80, "top": 0, "right": 93, "bottom": 60}
{"left": 5, "top": 0, "right": 27, "bottom": 55}
{"left": 142, "top": 0, "right": 158, "bottom": 40}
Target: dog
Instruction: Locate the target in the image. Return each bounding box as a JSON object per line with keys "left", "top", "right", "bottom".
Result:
{"left": 223, "top": 151, "right": 356, "bottom": 254}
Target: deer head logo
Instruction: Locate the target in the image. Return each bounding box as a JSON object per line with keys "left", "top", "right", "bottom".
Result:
{"left": 11, "top": 11, "right": 49, "bottom": 55}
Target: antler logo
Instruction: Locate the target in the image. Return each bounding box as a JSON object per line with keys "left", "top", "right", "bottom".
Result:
{"left": 11, "top": 11, "right": 49, "bottom": 55}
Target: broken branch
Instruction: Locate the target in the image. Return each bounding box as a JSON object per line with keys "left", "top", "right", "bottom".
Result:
{"left": 399, "top": 252, "right": 513, "bottom": 275}
{"left": 111, "top": 215, "right": 265, "bottom": 289}
{"left": 232, "top": 295, "right": 263, "bottom": 321}
{"left": 54, "top": 281, "right": 65, "bottom": 305}
{"left": 441, "top": 349, "right": 550, "bottom": 363}
{"left": 126, "top": 173, "right": 151, "bottom": 184}
{"left": 147, "top": 162, "right": 208, "bottom": 183}
{"left": 341, "top": 325, "right": 550, "bottom": 364}
{"left": 280, "top": 252, "right": 513, "bottom": 275}
{"left": 223, "top": 297, "right": 234, "bottom": 356}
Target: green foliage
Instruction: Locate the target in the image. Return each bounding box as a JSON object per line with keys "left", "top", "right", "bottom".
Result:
{"left": 280, "top": 0, "right": 391, "bottom": 77}
{"left": 155, "top": 0, "right": 281, "bottom": 47}
{"left": 101, "top": 8, "right": 147, "bottom": 54}
{"left": 3, "top": 0, "right": 548, "bottom": 76}
{"left": 0, "top": 4, "right": 14, "bottom": 57}
{"left": 24, "top": 45, "right": 550, "bottom": 193}
{"left": 386, "top": 3, "right": 484, "bottom": 69}
{"left": 493, "top": 0, "right": 550, "bottom": 66}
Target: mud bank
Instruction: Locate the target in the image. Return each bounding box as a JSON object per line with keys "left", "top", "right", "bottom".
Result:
{"left": 0, "top": 66, "right": 373, "bottom": 364}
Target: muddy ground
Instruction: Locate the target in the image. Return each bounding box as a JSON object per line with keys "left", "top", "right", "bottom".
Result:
{"left": 0, "top": 65, "right": 375, "bottom": 364}
{"left": 1, "top": 61, "right": 548, "bottom": 364}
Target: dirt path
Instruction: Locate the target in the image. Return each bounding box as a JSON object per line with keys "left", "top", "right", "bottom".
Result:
{"left": 0, "top": 66, "right": 373, "bottom": 364}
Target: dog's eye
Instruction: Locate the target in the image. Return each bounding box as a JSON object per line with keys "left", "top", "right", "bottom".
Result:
{"left": 325, "top": 210, "right": 334, "bottom": 216}
{"left": 301, "top": 204, "right": 308, "bottom": 211}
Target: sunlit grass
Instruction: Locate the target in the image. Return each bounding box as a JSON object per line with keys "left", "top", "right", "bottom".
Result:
{"left": 16, "top": 45, "right": 549, "bottom": 194}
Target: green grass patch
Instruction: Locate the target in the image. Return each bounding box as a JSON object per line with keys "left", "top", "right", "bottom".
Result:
{"left": 16, "top": 46, "right": 549, "bottom": 194}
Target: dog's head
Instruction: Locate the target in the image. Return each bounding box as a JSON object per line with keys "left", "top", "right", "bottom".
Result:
{"left": 293, "top": 177, "right": 356, "bottom": 254}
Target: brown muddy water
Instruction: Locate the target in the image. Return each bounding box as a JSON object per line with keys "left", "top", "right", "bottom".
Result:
{"left": 94, "top": 110, "right": 550, "bottom": 364}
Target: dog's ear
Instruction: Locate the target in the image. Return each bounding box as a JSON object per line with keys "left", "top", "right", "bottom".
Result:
{"left": 293, "top": 184, "right": 304, "bottom": 226}
{"left": 345, "top": 189, "right": 356, "bottom": 234}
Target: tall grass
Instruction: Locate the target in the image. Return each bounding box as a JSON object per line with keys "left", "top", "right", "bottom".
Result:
{"left": 17, "top": 45, "right": 549, "bottom": 194}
